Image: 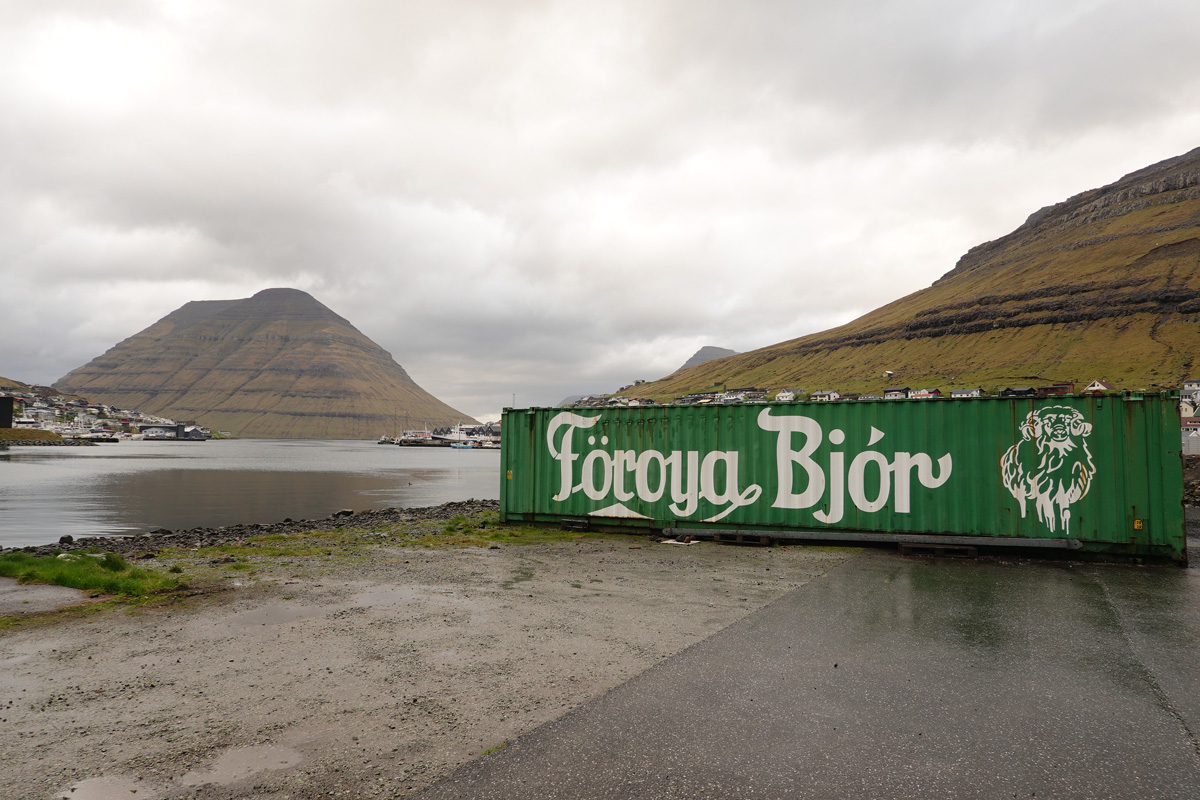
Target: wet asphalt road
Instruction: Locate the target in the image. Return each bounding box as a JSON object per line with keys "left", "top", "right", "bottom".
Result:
{"left": 417, "top": 511, "right": 1200, "bottom": 800}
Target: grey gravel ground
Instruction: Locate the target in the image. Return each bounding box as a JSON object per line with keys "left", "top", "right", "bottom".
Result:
{"left": 415, "top": 509, "right": 1200, "bottom": 800}
{"left": 1, "top": 506, "right": 851, "bottom": 800}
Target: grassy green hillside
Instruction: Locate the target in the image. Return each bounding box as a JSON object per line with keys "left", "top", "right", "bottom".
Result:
{"left": 640, "top": 148, "right": 1200, "bottom": 400}
{"left": 0, "top": 429, "right": 63, "bottom": 442}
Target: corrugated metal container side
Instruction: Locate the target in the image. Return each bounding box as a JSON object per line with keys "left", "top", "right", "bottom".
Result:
{"left": 500, "top": 395, "right": 1186, "bottom": 563}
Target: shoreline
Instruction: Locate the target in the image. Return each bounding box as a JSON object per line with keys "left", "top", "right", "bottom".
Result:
{"left": 7, "top": 499, "right": 502, "bottom": 557}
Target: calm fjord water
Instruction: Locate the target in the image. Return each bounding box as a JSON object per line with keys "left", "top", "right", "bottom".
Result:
{"left": 0, "top": 439, "right": 500, "bottom": 548}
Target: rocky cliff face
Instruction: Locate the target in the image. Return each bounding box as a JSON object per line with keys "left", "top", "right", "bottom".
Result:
{"left": 55, "top": 288, "right": 474, "bottom": 438}
{"left": 940, "top": 146, "right": 1200, "bottom": 284}
{"left": 636, "top": 147, "right": 1200, "bottom": 399}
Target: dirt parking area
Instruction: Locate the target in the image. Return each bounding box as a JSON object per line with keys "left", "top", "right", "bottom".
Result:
{"left": 2, "top": 526, "right": 851, "bottom": 800}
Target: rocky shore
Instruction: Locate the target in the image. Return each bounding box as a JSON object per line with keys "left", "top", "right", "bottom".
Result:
{"left": 10, "top": 499, "right": 500, "bottom": 557}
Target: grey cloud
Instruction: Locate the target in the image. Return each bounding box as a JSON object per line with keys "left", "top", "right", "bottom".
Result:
{"left": 2, "top": 1, "right": 1198, "bottom": 420}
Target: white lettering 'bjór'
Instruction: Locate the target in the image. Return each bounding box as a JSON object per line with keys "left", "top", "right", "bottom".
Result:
{"left": 757, "top": 408, "right": 952, "bottom": 524}
{"left": 545, "top": 410, "right": 953, "bottom": 524}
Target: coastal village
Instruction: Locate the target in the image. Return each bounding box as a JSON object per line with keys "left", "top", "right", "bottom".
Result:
{"left": 566, "top": 379, "right": 1200, "bottom": 454}
{"left": 572, "top": 378, "right": 1200, "bottom": 407}
{"left": 376, "top": 422, "right": 502, "bottom": 448}
{"left": 0, "top": 387, "right": 212, "bottom": 441}
{"left": 0, "top": 385, "right": 508, "bottom": 447}
{"left": 5, "top": 378, "right": 1199, "bottom": 452}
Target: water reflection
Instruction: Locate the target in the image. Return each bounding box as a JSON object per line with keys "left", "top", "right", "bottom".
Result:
{"left": 846, "top": 553, "right": 1200, "bottom": 699}
{"left": 91, "top": 468, "right": 456, "bottom": 530}
{"left": 0, "top": 440, "right": 499, "bottom": 547}
{"left": 853, "top": 561, "right": 1026, "bottom": 655}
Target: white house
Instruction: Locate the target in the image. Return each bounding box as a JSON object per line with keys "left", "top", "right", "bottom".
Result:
{"left": 883, "top": 387, "right": 910, "bottom": 400}
{"left": 949, "top": 388, "right": 982, "bottom": 398}
{"left": 810, "top": 390, "right": 840, "bottom": 402}
{"left": 1082, "top": 379, "right": 1117, "bottom": 394}
{"left": 774, "top": 389, "right": 796, "bottom": 402}
{"left": 1184, "top": 418, "right": 1200, "bottom": 456}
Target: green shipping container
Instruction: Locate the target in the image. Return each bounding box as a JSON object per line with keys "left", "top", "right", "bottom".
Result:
{"left": 500, "top": 395, "right": 1187, "bottom": 563}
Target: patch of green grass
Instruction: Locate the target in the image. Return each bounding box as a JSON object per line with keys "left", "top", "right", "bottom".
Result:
{"left": 0, "top": 551, "right": 180, "bottom": 597}
{"left": 0, "top": 596, "right": 118, "bottom": 630}
{"left": 442, "top": 514, "right": 473, "bottom": 533}
{"left": 482, "top": 741, "right": 509, "bottom": 756}
{"left": 0, "top": 582, "right": 212, "bottom": 629}
{"left": 161, "top": 514, "right": 637, "bottom": 582}
{"left": 406, "top": 518, "right": 595, "bottom": 549}
{"left": 197, "top": 530, "right": 361, "bottom": 559}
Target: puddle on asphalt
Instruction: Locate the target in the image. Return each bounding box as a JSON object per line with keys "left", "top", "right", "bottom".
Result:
{"left": 350, "top": 586, "right": 427, "bottom": 607}
{"left": 0, "top": 577, "right": 87, "bottom": 615}
{"left": 54, "top": 775, "right": 162, "bottom": 800}
{"left": 55, "top": 748, "right": 304, "bottom": 797}
{"left": 226, "top": 604, "right": 327, "bottom": 627}
{"left": 179, "top": 744, "right": 304, "bottom": 787}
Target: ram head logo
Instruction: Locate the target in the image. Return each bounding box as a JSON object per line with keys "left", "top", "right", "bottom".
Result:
{"left": 1001, "top": 406, "right": 1096, "bottom": 536}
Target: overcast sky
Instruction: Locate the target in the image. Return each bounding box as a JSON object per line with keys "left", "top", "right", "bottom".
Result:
{"left": 2, "top": 1, "right": 1199, "bottom": 421}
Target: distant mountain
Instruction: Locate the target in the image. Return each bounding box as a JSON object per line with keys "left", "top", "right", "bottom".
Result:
{"left": 54, "top": 288, "right": 474, "bottom": 438}
{"left": 636, "top": 147, "right": 1200, "bottom": 399}
{"left": 676, "top": 346, "right": 738, "bottom": 373}
{"left": 0, "top": 375, "right": 28, "bottom": 391}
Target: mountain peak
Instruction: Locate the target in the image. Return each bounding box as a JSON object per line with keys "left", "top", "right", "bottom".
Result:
{"left": 55, "top": 289, "right": 473, "bottom": 438}
{"left": 246, "top": 287, "right": 331, "bottom": 310}
{"left": 677, "top": 346, "right": 738, "bottom": 373}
